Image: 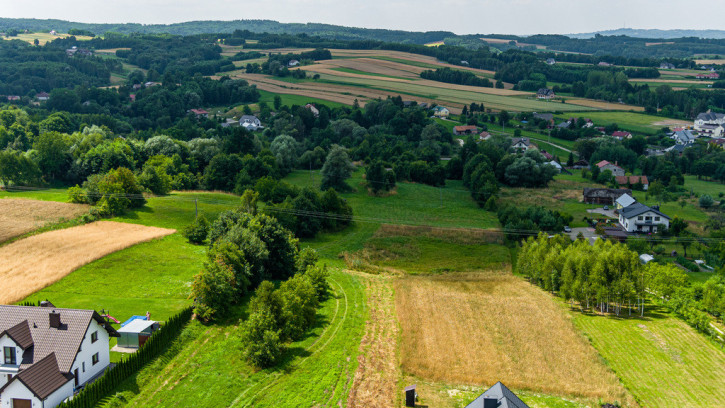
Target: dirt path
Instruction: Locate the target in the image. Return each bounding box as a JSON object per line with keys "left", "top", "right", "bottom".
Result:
{"left": 347, "top": 271, "right": 400, "bottom": 408}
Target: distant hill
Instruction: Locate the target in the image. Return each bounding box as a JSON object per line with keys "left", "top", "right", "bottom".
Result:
{"left": 570, "top": 28, "right": 725, "bottom": 40}
{"left": 0, "top": 18, "right": 452, "bottom": 45}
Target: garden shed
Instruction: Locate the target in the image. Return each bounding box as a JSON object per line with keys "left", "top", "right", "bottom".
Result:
{"left": 117, "top": 319, "right": 160, "bottom": 349}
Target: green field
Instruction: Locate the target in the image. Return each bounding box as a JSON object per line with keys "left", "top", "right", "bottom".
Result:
{"left": 573, "top": 305, "right": 725, "bottom": 407}
{"left": 331, "top": 66, "right": 409, "bottom": 80}
{"left": 557, "top": 111, "right": 681, "bottom": 135}
{"left": 101, "top": 268, "right": 366, "bottom": 408}
{"left": 283, "top": 168, "right": 501, "bottom": 229}
{"left": 683, "top": 175, "right": 725, "bottom": 197}
{"left": 257, "top": 89, "right": 348, "bottom": 109}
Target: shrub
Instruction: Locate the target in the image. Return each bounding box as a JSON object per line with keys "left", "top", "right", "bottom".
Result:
{"left": 699, "top": 194, "right": 714, "bottom": 209}
{"left": 676, "top": 256, "right": 700, "bottom": 273}
{"left": 278, "top": 275, "right": 319, "bottom": 341}
{"left": 302, "top": 264, "right": 330, "bottom": 300}
{"left": 239, "top": 308, "right": 282, "bottom": 368}
{"left": 183, "top": 214, "right": 210, "bottom": 244}
{"left": 190, "top": 258, "right": 236, "bottom": 321}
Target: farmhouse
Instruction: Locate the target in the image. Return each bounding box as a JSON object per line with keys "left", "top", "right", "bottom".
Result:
{"left": 453, "top": 125, "right": 478, "bottom": 135}
{"left": 536, "top": 88, "right": 555, "bottom": 100}
{"left": 697, "top": 123, "right": 724, "bottom": 138}
{"left": 465, "top": 381, "right": 529, "bottom": 408}
{"left": 595, "top": 160, "right": 625, "bottom": 177}
{"left": 240, "top": 115, "right": 263, "bottom": 131}
{"left": 511, "top": 137, "right": 532, "bottom": 151}
{"left": 696, "top": 72, "right": 719, "bottom": 79}
{"left": 659, "top": 62, "right": 675, "bottom": 70}
{"left": 287, "top": 59, "right": 300, "bottom": 67}
{"left": 6, "top": 96, "right": 20, "bottom": 101}
{"left": 432, "top": 106, "right": 450, "bottom": 118}
{"left": 611, "top": 131, "right": 632, "bottom": 140}
{"left": 619, "top": 202, "right": 670, "bottom": 233}
{"left": 583, "top": 188, "right": 632, "bottom": 205}
{"left": 478, "top": 131, "right": 492, "bottom": 141}
{"left": 546, "top": 58, "right": 556, "bottom": 65}
{"left": 694, "top": 111, "right": 725, "bottom": 134}
{"left": 304, "top": 103, "right": 319, "bottom": 117}
{"left": 616, "top": 175, "right": 649, "bottom": 190}
{"left": 35, "top": 92, "right": 50, "bottom": 101}
{"left": 189, "top": 108, "right": 209, "bottom": 118}
{"left": 0, "top": 304, "right": 118, "bottom": 408}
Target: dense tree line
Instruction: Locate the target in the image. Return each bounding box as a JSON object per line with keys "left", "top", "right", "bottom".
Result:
{"left": 420, "top": 67, "right": 492, "bottom": 87}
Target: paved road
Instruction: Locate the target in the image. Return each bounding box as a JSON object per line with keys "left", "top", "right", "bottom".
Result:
{"left": 567, "top": 227, "right": 599, "bottom": 244}
{"left": 587, "top": 208, "right": 617, "bottom": 218}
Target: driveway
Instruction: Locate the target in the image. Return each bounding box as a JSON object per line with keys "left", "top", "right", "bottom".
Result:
{"left": 567, "top": 227, "right": 599, "bottom": 244}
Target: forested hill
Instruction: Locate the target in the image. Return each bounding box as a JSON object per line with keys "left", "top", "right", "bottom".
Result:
{"left": 571, "top": 28, "right": 725, "bottom": 40}
{"left": 0, "top": 18, "right": 453, "bottom": 44}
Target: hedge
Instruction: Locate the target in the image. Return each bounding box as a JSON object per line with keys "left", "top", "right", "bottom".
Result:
{"left": 57, "top": 307, "right": 193, "bottom": 408}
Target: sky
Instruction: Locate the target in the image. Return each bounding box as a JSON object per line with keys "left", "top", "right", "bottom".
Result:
{"left": 2, "top": 0, "right": 724, "bottom": 35}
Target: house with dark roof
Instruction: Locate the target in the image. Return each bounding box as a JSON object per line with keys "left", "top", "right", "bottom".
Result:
{"left": 695, "top": 111, "right": 725, "bottom": 133}
{"left": 659, "top": 62, "right": 675, "bottom": 70}
{"left": 239, "top": 115, "right": 262, "bottom": 131}
{"left": 511, "top": 137, "right": 531, "bottom": 151}
{"left": 583, "top": 188, "right": 632, "bottom": 205}
{"left": 0, "top": 305, "right": 118, "bottom": 408}
{"left": 619, "top": 202, "right": 670, "bottom": 233}
{"left": 536, "top": 88, "right": 555, "bottom": 100}
{"left": 35, "top": 92, "right": 50, "bottom": 102}
{"left": 465, "top": 382, "right": 529, "bottom": 408}
{"left": 611, "top": 131, "right": 632, "bottom": 140}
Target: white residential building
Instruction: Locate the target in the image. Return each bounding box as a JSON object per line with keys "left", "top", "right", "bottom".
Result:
{"left": 0, "top": 304, "right": 118, "bottom": 408}
{"left": 239, "top": 115, "right": 263, "bottom": 131}
{"left": 618, "top": 203, "right": 670, "bottom": 233}
{"left": 694, "top": 111, "right": 725, "bottom": 133}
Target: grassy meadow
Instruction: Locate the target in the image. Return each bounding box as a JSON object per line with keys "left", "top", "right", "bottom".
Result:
{"left": 573, "top": 305, "right": 725, "bottom": 407}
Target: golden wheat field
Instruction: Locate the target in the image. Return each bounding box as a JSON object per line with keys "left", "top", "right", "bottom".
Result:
{"left": 0, "top": 199, "right": 90, "bottom": 243}
{"left": 0, "top": 221, "right": 175, "bottom": 304}
{"left": 395, "top": 271, "right": 635, "bottom": 406}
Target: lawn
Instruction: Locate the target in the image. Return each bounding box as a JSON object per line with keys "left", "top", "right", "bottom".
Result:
{"left": 283, "top": 168, "right": 500, "bottom": 229}
{"left": 683, "top": 175, "right": 725, "bottom": 197}
{"left": 572, "top": 305, "right": 725, "bottom": 407}
{"left": 101, "top": 268, "right": 367, "bottom": 408}
{"left": 257, "top": 89, "right": 348, "bottom": 109}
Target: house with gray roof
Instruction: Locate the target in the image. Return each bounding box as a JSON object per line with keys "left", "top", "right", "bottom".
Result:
{"left": 239, "top": 115, "right": 263, "bottom": 131}
{"left": 465, "top": 382, "right": 529, "bottom": 408}
{"left": 694, "top": 111, "right": 725, "bottom": 133}
{"left": 619, "top": 202, "right": 670, "bottom": 233}
{"left": 0, "top": 305, "right": 118, "bottom": 408}
{"left": 615, "top": 193, "right": 637, "bottom": 210}
{"left": 670, "top": 129, "right": 696, "bottom": 145}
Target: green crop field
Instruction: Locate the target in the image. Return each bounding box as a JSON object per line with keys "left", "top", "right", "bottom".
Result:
{"left": 257, "top": 89, "right": 348, "bottom": 109}
{"left": 331, "top": 66, "right": 409, "bottom": 80}
{"left": 573, "top": 305, "right": 725, "bottom": 407}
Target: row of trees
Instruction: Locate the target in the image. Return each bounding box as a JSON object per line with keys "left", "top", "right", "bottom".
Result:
{"left": 420, "top": 67, "right": 493, "bottom": 87}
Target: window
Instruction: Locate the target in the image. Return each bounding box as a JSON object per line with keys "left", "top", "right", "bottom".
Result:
{"left": 92, "top": 353, "right": 99, "bottom": 365}
{"left": 91, "top": 331, "right": 98, "bottom": 343}
{"left": 655, "top": 217, "right": 661, "bottom": 221}
{"left": 82, "top": 362, "right": 85, "bottom": 373}
{"left": 3, "top": 347, "right": 16, "bottom": 365}
{"left": 638, "top": 216, "right": 643, "bottom": 220}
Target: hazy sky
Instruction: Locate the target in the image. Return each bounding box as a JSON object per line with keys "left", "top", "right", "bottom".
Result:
{"left": 2, "top": 0, "right": 722, "bottom": 35}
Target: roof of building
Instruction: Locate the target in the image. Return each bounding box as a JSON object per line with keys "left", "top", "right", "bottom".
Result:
{"left": 696, "top": 112, "right": 725, "bottom": 122}
{"left": 465, "top": 382, "right": 529, "bottom": 408}
{"left": 8, "top": 353, "right": 73, "bottom": 400}
{"left": 616, "top": 175, "right": 649, "bottom": 185}
{"left": 556, "top": 121, "right": 571, "bottom": 129}
{"left": 615, "top": 193, "right": 637, "bottom": 208}
{"left": 596, "top": 160, "right": 623, "bottom": 169}
{"left": 433, "top": 106, "right": 449, "bottom": 112}
{"left": 511, "top": 137, "right": 530, "bottom": 147}
{"left": 533, "top": 113, "right": 553, "bottom": 121}
{"left": 672, "top": 129, "right": 696, "bottom": 143}
{"left": 0, "top": 306, "right": 118, "bottom": 372}
{"left": 36, "top": 92, "right": 50, "bottom": 98}
{"left": 612, "top": 131, "right": 631, "bottom": 137}
{"left": 118, "top": 319, "right": 158, "bottom": 334}
{"left": 190, "top": 109, "right": 208, "bottom": 115}
{"left": 1, "top": 320, "right": 34, "bottom": 350}
{"left": 454, "top": 125, "right": 478, "bottom": 132}
{"left": 537, "top": 88, "right": 555, "bottom": 96}
{"left": 240, "top": 115, "right": 260, "bottom": 123}
{"left": 620, "top": 202, "right": 671, "bottom": 220}
{"left": 583, "top": 188, "right": 632, "bottom": 199}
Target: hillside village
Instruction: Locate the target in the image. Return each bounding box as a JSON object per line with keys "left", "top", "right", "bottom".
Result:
{"left": 0, "top": 19, "right": 724, "bottom": 408}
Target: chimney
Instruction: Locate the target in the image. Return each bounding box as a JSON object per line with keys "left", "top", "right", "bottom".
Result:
{"left": 483, "top": 397, "right": 499, "bottom": 408}
{"left": 49, "top": 311, "right": 61, "bottom": 328}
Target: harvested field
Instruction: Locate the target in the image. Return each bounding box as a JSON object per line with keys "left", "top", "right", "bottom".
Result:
{"left": 347, "top": 271, "right": 399, "bottom": 408}
{"left": 395, "top": 271, "right": 634, "bottom": 405}
{"left": 328, "top": 49, "right": 497, "bottom": 76}
{"left": 645, "top": 42, "right": 675, "bottom": 46}
{"left": 95, "top": 48, "right": 131, "bottom": 54}
{"left": 651, "top": 119, "right": 692, "bottom": 127}
{"left": 0, "top": 221, "right": 175, "bottom": 304}
{"left": 0, "top": 198, "right": 89, "bottom": 243}
{"left": 694, "top": 59, "right": 725, "bottom": 65}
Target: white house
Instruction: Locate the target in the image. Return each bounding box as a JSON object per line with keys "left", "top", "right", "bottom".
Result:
{"left": 547, "top": 160, "right": 563, "bottom": 173}
{"left": 432, "top": 106, "right": 450, "bottom": 118}
{"left": 618, "top": 202, "right": 670, "bottom": 233}
{"left": 511, "top": 137, "right": 531, "bottom": 151}
{"left": 694, "top": 111, "right": 725, "bottom": 133}
{"left": 671, "top": 129, "right": 696, "bottom": 145}
{"left": 239, "top": 115, "right": 263, "bottom": 131}
{"left": 0, "top": 304, "right": 118, "bottom": 408}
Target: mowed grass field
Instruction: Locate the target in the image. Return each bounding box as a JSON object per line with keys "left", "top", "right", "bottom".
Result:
{"left": 573, "top": 306, "right": 725, "bottom": 407}
{"left": 2, "top": 32, "right": 93, "bottom": 45}
{"left": 2, "top": 221, "right": 174, "bottom": 304}
{"left": 102, "top": 269, "right": 367, "bottom": 408}
{"left": 557, "top": 111, "right": 689, "bottom": 135}
{"left": 0, "top": 198, "right": 88, "bottom": 243}
{"left": 394, "top": 270, "right": 634, "bottom": 406}
{"left": 283, "top": 168, "right": 501, "bottom": 230}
